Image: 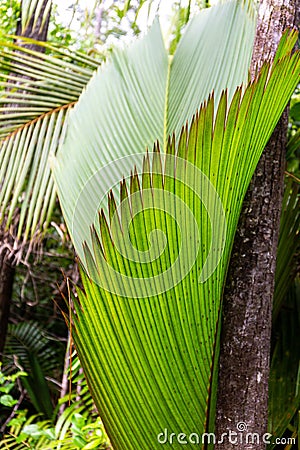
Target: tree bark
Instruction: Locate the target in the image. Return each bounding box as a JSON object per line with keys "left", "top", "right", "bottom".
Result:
{"left": 0, "top": 0, "right": 52, "bottom": 359}
{"left": 215, "top": 1, "right": 299, "bottom": 449}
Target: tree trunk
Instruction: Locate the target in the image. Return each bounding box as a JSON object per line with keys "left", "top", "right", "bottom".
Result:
{"left": 16, "top": 0, "right": 51, "bottom": 49}
{"left": 0, "top": 0, "right": 52, "bottom": 359}
{"left": 215, "top": 1, "right": 299, "bottom": 449}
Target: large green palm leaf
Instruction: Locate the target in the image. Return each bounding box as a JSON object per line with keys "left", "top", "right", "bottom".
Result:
{"left": 52, "top": 5, "right": 300, "bottom": 447}
{"left": 53, "top": 0, "right": 257, "bottom": 261}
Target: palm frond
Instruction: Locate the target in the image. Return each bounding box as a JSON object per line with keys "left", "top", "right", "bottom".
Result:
{"left": 0, "top": 39, "right": 99, "bottom": 250}
{"left": 52, "top": 0, "right": 258, "bottom": 260}
{"left": 4, "top": 321, "right": 64, "bottom": 417}
{"left": 0, "top": 412, "right": 53, "bottom": 449}
{"left": 0, "top": 37, "right": 98, "bottom": 137}
{"left": 57, "top": 32, "right": 300, "bottom": 449}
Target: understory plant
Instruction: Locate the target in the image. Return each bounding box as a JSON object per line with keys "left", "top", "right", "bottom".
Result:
{"left": 0, "top": 354, "right": 110, "bottom": 449}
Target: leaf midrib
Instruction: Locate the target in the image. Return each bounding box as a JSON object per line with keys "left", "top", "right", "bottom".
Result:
{"left": 163, "top": 55, "right": 173, "bottom": 152}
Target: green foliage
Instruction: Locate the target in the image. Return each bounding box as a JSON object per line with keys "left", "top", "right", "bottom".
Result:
{"left": 49, "top": 0, "right": 147, "bottom": 54}
{"left": 0, "top": 37, "right": 99, "bottom": 248}
{"left": 53, "top": 0, "right": 257, "bottom": 262}
{"left": 273, "top": 180, "right": 300, "bottom": 320}
{"left": 168, "top": 1, "right": 192, "bottom": 54}
{"left": 287, "top": 88, "right": 300, "bottom": 177}
{"left": 0, "top": 1, "right": 299, "bottom": 449}
{"left": 0, "top": 354, "right": 110, "bottom": 449}
{"left": 0, "top": 0, "right": 20, "bottom": 36}
{"left": 48, "top": 3, "right": 77, "bottom": 49}
{"left": 4, "top": 321, "right": 65, "bottom": 418}
{"left": 0, "top": 365, "right": 27, "bottom": 406}
{"left": 1, "top": 411, "right": 109, "bottom": 449}
{"left": 268, "top": 280, "right": 300, "bottom": 449}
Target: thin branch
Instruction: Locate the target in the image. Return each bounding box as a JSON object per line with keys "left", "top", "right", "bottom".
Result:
{"left": 285, "top": 170, "right": 300, "bottom": 183}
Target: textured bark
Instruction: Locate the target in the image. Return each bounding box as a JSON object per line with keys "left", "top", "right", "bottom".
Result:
{"left": 0, "top": 0, "right": 52, "bottom": 358}
{"left": 215, "top": 1, "right": 299, "bottom": 449}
